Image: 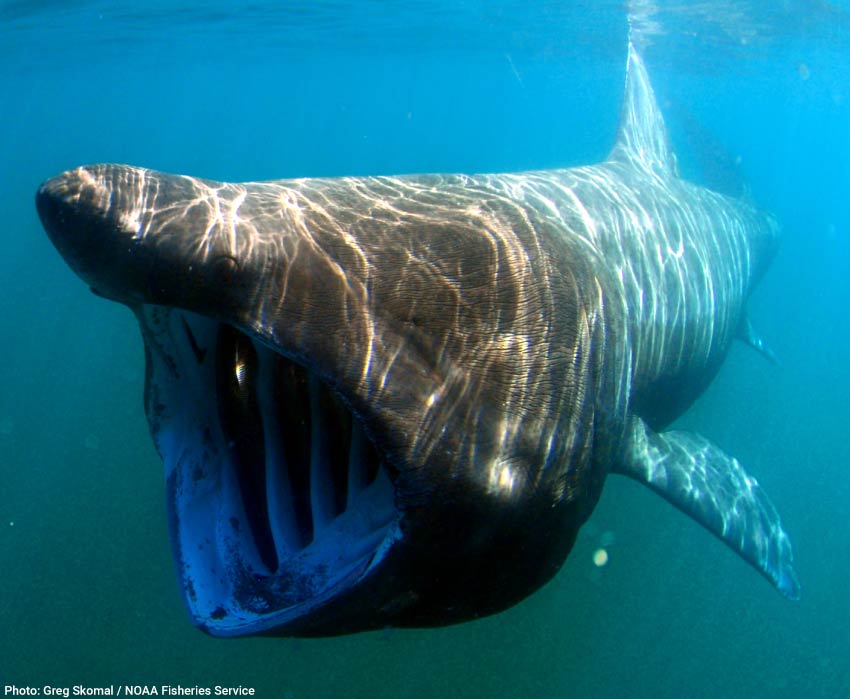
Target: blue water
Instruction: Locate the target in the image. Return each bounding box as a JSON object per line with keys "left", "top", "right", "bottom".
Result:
{"left": 1, "top": 1, "right": 849, "bottom": 696}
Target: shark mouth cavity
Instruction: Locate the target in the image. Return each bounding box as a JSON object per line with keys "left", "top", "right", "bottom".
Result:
{"left": 139, "top": 306, "right": 399, "bottom": 637}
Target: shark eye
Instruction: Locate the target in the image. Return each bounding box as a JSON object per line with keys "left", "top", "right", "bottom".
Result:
{"left": 211, "top": 253, "right": 240, "bottom": 282}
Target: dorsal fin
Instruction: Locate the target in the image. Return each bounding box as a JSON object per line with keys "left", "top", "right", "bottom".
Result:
{"left": 608, "top": 43, "right": 679, "bottom": 178}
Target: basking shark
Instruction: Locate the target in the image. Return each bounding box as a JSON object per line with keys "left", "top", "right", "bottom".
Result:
{"left": 36, "top": 45, "right": 798, "bottom": 637}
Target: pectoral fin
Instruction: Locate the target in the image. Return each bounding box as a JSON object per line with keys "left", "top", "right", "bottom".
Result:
{"left": 613, "top": 417, "right": 800, "bottom": 600}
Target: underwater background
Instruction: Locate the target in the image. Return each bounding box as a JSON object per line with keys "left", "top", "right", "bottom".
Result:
{"left": 1, "top": 1, "right": 849, "bottom": 696}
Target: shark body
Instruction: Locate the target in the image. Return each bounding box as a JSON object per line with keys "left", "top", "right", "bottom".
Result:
{"left": 35, "top": 46, "right": 798, "bottom": 637}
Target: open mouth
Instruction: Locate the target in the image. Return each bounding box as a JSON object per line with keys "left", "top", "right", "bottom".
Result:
{"left": 139, "top": 307, "right": 400, "bottom": 636}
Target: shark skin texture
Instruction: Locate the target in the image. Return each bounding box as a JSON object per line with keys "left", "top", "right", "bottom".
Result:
{"left": 35, "top": 45, "right": 798, "bottom": 638}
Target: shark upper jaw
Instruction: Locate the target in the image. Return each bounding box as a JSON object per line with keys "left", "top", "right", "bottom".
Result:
{"left": 140, "top": 305, "right": 401, "bottom": 637}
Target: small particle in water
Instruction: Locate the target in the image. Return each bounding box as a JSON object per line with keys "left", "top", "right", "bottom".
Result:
{"left": 798, "top": 62, "right": 811, "bottom": 81}
{"left": 593, "top": 548, "right": 609, "bottom": 567}
{"left": 600, "top": 530, "right": 616, "bottom": 547}
{"left": 84, "top": 434, "right": 101, "bottom": 450}
{"left": 9, "top": 521, "right": 14, "bottom": 527}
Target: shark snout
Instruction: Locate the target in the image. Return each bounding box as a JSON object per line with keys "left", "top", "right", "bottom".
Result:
{"left": 37, "top": 168, "right": 96, "bottom": 242}
{"left": 36, "top": 164, "right": 247, "bottom": 309}
{"left": 36, "top": 165, "right": 135, "bottom": 236}
{"left": 37, "top": 165, "right": 112, "bottom": 211}
{"left": 36, "top": 166, "right": 130, "bottom": 299}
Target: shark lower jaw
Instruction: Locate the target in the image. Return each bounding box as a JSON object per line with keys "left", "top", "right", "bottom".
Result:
{"left": 138, "top": 306, "right": 400, "bottom": 637}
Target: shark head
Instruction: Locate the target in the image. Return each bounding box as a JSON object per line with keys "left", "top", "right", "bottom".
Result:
{"left": 36, "top": 163, "right": 621, "bottom": 636}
